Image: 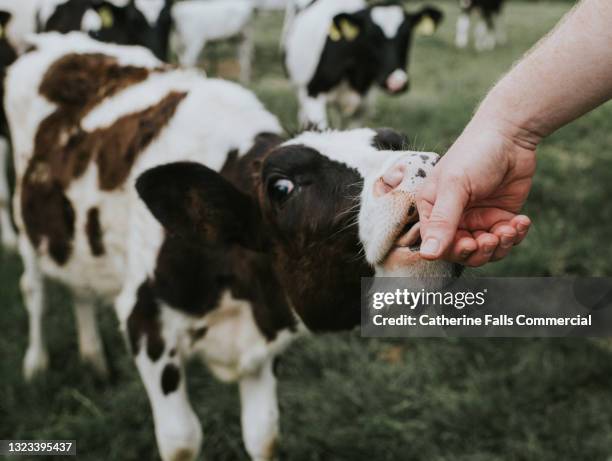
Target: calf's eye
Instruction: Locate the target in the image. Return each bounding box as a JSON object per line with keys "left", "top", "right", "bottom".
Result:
{"left": 268, "top": 178, "right": 295, "bottom": 203}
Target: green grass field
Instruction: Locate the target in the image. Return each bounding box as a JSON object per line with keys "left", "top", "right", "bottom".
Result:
{"left": 3, "top": 2, "right": 612, "bottom": 460}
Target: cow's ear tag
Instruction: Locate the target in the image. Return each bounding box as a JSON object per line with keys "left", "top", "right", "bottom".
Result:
{"left": 340, "top": 19, "right": 359, "bottom": 41}
{"left": 100, "top": 7, "right": 114, "bottom": 28}
{"left": 329, "top": 23, "right": 342, "bottom": 41}
{"left": 415, "top": 16, "right": 435, "bottom": 36}
{"left": 0, "top": 25, "right": 4, "bottom": 40}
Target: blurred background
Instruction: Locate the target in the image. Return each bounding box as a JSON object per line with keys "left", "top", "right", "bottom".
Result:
{"left": 2, "top": 1, "right": 612, "bottom": 460}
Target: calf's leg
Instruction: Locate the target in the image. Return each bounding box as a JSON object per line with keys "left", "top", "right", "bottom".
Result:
{"left": 19, "top": 236, "right": 48, "bottom": 380}
{"left": 73, "top": 292, "right": 109, "bottom": 377}
{"left": 239, "top": 358, "right": 279, "bottom": 461}
{"left": 239, "top": 23, "right": 254, "bottom": 84}
{"left": 0, "top": 137, "right": 17, "bottom": 249}
{"left": 121, "top": 286, "right": 202, "bottom": 461}
{"left": 455, "top": 12, "right": 470, "bottom": 49}
{"left": 298, "top": 88, "right": 328, "bottom": 130}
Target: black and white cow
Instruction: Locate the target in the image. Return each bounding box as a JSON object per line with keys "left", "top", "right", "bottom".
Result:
{"left": 171, "top": 0, "right": 255, "bottom": 83}
{"left": 7, "top": 33, "right": 456, "bottom": 461}
{"left": 455, "top": 0, "right": 506, "bottom": 51}
{"left": 283, "top": 0, "right": 443, "bottom": 128}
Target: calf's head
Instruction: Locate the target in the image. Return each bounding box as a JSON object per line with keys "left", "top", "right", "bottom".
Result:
{"left": 136, "top": 129, "right": 458, "bottom": 332}
{"left": 331, "top": 2, "right": 443, "bottom": 93}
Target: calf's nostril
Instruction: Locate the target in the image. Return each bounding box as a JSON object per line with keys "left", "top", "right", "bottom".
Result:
{"left": 381, "top": 164, "right": 405, "bottom": 190}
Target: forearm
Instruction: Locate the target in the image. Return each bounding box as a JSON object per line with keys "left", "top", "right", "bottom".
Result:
{"left": 474, "top": 0, "right": 612, "bottom": 147}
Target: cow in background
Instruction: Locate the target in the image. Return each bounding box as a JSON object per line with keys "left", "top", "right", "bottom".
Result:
{"left": 283, "top": 0, "right": 443, "bottom": 129}
{"left": 455, "top": 0, "right": 506, "bottom": 51}
{"left": 0, "top": 9, "right": 19, "bottom": 247}
{"left": 172, "top": 0, "right": 255, "bottom": 83}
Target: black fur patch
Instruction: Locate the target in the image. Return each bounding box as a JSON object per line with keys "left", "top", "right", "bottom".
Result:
{"left": 126, "top": 281, "right": 165, "bottom": 361}
{"left": 161, "top": 363, "right": 180, "bottom": 395}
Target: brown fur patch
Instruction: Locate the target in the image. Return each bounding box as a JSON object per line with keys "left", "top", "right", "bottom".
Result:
{"left": 21, "top": 52, "right": 185, "bottom": 264}
{"left": 85, "top": 207, "right": 105, "bottom": 256}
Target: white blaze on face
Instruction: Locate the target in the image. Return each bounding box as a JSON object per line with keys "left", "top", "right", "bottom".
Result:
{"left": 81, "top": 9, "right": 103, "bottom": 32}
{"left": 370, "top": 5, "right": 405, "bottom": 39}
{"left": 135, "top": 0, "right": 165, "bottom": 26}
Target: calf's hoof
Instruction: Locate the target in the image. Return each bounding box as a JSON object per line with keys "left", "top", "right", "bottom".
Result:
{"left": 1, "top": 230, "right": 18, "bottom": 251}
{"left": 157, "top": 424, "right": 202, "bottom": 461}
{"left": 23, "top": 347, "right": 49, "bottom": 381}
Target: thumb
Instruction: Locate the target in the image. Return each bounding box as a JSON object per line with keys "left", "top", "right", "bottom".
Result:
{"left": 418, "top": 176, "right": 469, "bottom": 259}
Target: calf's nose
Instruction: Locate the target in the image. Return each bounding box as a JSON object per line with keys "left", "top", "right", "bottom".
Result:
{"left": 374, "top": 153, "right": 440, "bottom": 197}
{"left": 386, "top": 69, "right": 409, "bottom": 93}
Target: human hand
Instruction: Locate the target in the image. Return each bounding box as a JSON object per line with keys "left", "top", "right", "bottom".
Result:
{"left": 416, "top": 118, "right": 537, "bottom": 266}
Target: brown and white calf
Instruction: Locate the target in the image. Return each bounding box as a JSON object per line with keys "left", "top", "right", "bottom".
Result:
{"left": 7, "top": 32, "right": 456, "bottom": 461}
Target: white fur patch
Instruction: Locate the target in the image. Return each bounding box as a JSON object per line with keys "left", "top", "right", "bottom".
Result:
{"left": 81, "top": 9, "right": 103, "bottom": 32}
{"left": 135, "top": 0, "right": 166, "bottom": 26}
{"left": 371, "top": 5, "right": 405, "bottom": 39}
{"left": 106, "top": 0, "right": 130, "bottom": 7}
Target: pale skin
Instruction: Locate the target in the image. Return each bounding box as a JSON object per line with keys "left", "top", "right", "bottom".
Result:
{"left": 417, "top": 0, "right": 612, "bottom": 266}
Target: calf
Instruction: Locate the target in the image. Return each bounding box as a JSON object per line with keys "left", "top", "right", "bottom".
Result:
{"left": 172, "top": 0, "right": 255, "bottom": 83}
{"left": 0, "top": 0, "right": 173, "bottom": 248}
{"left": 8, "top": 32, "right": 456, "bottom": 461}
{"left": 455, "top": 0, "right": 506, "bottom": 51}
{"left": 283, "top": 0, "right": 443, "bottom": 128}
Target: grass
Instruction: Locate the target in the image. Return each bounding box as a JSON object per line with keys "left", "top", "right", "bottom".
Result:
{"left": 2, "top": 2, "right": 612, "bottom": 460}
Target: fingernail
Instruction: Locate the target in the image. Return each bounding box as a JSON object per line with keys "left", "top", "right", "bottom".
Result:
{"left": 483, "top": 246, "right": 495, "bottom": 256}
{"left": 460, "top": 249, "right": 473, "bottom": 259}
{"left": 517, "top": 223, "right": 528, "bottom": 232}
{"left": 500, "top": 236, "right": 513, "bottom": 248}
{"left": 421, "top": 238, "right": 440, "bottom": 256}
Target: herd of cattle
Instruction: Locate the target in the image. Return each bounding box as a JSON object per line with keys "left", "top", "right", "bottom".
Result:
{"left": 0, "top": 1, "right": 503, "bottom": 460}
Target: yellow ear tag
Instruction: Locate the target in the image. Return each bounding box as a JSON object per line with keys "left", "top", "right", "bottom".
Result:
{"left": 329, "top": 23, "right": 341, "bottom": 41}
{"left": 415, "top": 16, "right": 435, "bottom": 36}
{"left": 340, "top": 19, "right": 359, "bottom": 41}
{"left": 0, "top": 26, "right": 4, "bottom": 40}
{"left": 100, "top": 7, "right": 114, "bottom": 29}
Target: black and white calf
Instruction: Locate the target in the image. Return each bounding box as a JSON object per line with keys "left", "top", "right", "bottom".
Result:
{"left": 283, "top": 0, "right": 443, "bottom": 128}
{"left": 455, "top": 0, "right": 506, "bottom": 51}
{"left": 7, "top": 33, "right": 456, "bottom": 461}
{"left": 171, "top": 0, "right": 255, "bottom": 83}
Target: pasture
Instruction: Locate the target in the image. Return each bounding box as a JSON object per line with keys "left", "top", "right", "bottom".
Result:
{"left": 2, "top": 1, "right": 612, "bottom": 460}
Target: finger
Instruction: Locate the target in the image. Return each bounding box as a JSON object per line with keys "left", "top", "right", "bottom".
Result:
{"left": 490, "top": 223, "right": 516, "bottom": 261}
{"left": 447, "top": 230, "right": 478, "bottom": 263}
{"left": 418, "top": 175, "right": 469, "bottom": 260}
{"left": 511, "top": 215, "right": 531, "bottom": 245}
{"left": 460, "top": 207, "right": 517, "bottom": 231}
{"left": 464, "top": 232, "right": 499, "bottom": 267}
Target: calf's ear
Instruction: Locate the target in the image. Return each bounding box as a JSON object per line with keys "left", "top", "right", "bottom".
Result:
{"left": 331, "top": 13, "right": 363, "bottom": 42}
{"left": 411, "top": 6, "right": 444, "bottom": 36}
{"left": 136, "top": 162, "right": 266, "bottom": 251}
